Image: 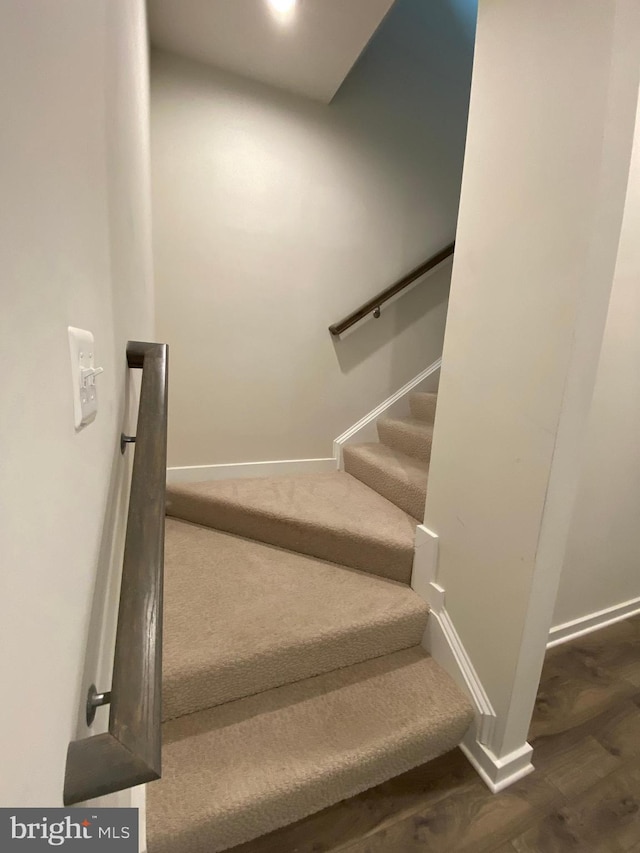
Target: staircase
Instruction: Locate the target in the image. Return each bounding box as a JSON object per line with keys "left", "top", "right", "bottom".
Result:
{"left": 148, "top": 392, "right": 473, "bottom": 853}
{"left": 342, "top": 391, "right": 437, "bottom": 520}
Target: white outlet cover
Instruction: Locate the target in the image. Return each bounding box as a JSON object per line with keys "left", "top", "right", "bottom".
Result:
{"left": 68, "top": 326, "right": 98, "bottom": 430}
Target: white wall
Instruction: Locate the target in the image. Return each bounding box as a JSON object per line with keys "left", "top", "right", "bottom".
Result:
{"left": 423, "top": 0, "right": 640, "bottom": 768}
{"left": 151, "top": 0, "right": 476, "bottom": 467}
{"left": 0, "top": 0, "right": 153, "bottom": 808}
{"left": 552, "top": 82, "right": 640, "bottom": 629}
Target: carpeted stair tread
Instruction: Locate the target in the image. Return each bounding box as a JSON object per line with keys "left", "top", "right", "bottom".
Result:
{"left": 342, "top": 442, "right": 428, "bottom": 520}
{"left": 166, "top": 472, "right": 416, "bottom": 584}
{"left": 147, "top": 647, "right": 474, "bottom": 853}
{"left": 377, "top": 416, "right": 434, "bottom": 462}
{"left": 163, "top": 518, "right": 430, "bottom": 720}
{"left": 409, "top": 391, "right": 438, "bottom": 423}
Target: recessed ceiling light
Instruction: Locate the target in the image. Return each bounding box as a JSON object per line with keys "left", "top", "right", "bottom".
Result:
{"left": 267, "top": 0, "right": 297, "bottom": 22}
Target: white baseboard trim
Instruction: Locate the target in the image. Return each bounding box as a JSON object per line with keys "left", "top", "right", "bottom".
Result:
{"left": 460, "top": 734, "right": 534, "bottom": 793}
{"left": 547, "top": 596, "right": 640, "bottom": 649}
{"left": 333, "top": 358, "right": 441, "bottom": 463}
{"left": 425, "top": 610, "right": 496, "bottom": 746}
{"left": 167, "top": 457, "right": 337, "bottom": 484}
{"left": 412, "top": 526, "right": 496, "bottom": 747}
{"left": 411, "top": 527, "right": 533, "bottom": 793}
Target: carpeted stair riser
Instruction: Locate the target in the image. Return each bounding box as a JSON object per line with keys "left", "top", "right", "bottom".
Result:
{"left": 163, "top": 519, "right": 430, "bottom": 720}
{"left": 376, "top": 416, "right": 434, "bottom": 463}
{"left": 166, "top": 472, "right": 416, "bottom": 584}
{"left": 148, "top": 648, "right": 474, "bottom": 853}
{"left": 342, "top": 443, "right": 428, "bottom": 520}
{"left": 409, "top": 391, "right": 438, "bottom": 423}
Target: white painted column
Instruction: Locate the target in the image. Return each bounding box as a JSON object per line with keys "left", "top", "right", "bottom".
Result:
{"left": 422, "top": 0, "right": 640, "bottom": 788}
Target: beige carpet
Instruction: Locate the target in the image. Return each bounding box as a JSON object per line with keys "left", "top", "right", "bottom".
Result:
{"left": 163, "top": 518, "right": 429, "bottom": 720}
{"left": 342, "top": 392, "right": 438, "bottom": 521}
{"left": 148, "top": 647, "right": 474, "bottom": 853}
{"left": 148, "top": 389, "right": 476, "bottom": 852}
{"left": 410, "top": 390, "right": 438, "bottom": 422}
{"left": 166, "top": 471, "right": 417, "bottom": 583}
{"left": 342, "top": 390, "right": 437, "bottom": 520}
{"left": 343, "top": 442, "right": 429, "bottom": 519}
{"left": 376, "top": 415, "right": 434, "bottom": 462}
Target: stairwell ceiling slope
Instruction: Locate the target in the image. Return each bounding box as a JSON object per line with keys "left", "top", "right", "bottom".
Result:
{"left": 147, "top": 0, "right": 395, "bottom": 102}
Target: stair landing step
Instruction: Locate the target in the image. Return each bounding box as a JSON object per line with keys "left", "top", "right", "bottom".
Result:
{"left": 409, "top": 391, "right": 438, "bottom": 423}
{"left": 148, "top": 647, "right": 474, "bottom": 853}
{"left": 377, "top": 416, "right": 434, "bottom": 462}
{"left": 163, "top": 518, "right": 429, "bottom": 720}
{"left": 166, "top": 472, "right": 417, "bottom": 584}
{"left": 343, "top": 442, "right": 428, "bottom": 520}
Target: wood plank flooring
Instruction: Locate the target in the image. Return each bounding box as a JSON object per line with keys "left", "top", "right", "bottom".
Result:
{"left": 230, "top": 615, "right": 640, "bottom": 853}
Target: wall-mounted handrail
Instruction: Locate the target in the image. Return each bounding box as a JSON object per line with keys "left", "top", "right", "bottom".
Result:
{"left": 329, "top": 242, "right": 455, "bottom": 336}
{"left": 63, "top": 340, "right": 168, "bottom": 805}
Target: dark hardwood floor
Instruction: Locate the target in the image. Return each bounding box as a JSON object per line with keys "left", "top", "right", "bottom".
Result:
{"left": 230, "top": 615, "right": 640, "bottom": 853}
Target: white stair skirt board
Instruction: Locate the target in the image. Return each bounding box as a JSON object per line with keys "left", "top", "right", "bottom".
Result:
{"left": 412, "top": 525, "right": 496, "bottom": 747}
{"left": 167, "top": 458, "right": 337, "bottom": 485}
{"left": 410, "top": 524, "right": 534, "bottom": 792}
{"left": 547, "top": 595, "right": 640, "bottom": 649}
{"left": 424, "top": 611, "right": 495, "bottom": 747}
{"left": 460, "top": 737, "right": 534, "bottom": 794}
{"left": 334, "top": 358, "right": 441, "bottom": 466}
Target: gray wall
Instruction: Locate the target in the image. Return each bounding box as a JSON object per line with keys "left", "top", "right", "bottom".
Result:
{"left": 553, "top": 84, "right": 640, "bottom": 630}
{"left": 0, "top": 0, "right": 153, "bottom": 806}
{"left": 151, "top": 0, "right": 476, "bottom": 467}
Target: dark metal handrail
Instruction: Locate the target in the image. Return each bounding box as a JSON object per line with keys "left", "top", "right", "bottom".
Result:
{"left": 329, "top": 242, "right": 455, "bottom": 336}
{"left": 63, "top": 341, "right": 168, "bottom": 805}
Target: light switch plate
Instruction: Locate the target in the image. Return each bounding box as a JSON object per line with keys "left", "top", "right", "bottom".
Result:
{"left": 68, "top": 326, "right": 99, "bottom": 429}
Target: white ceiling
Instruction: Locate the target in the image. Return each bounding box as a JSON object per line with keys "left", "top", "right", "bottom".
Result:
{"left": 147, "top": 0, "right": 395, "bottom": 103}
